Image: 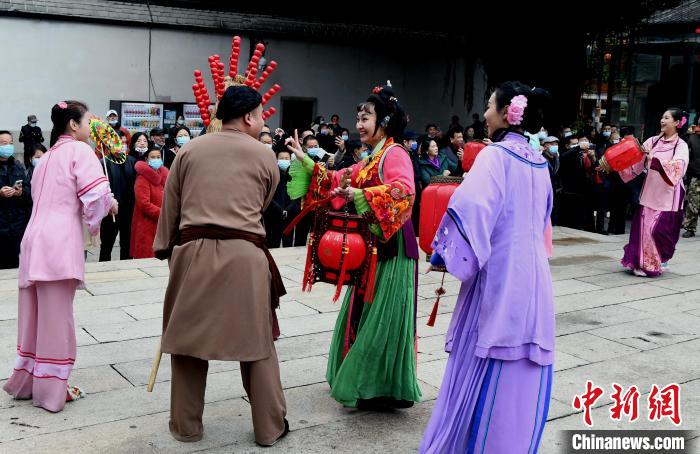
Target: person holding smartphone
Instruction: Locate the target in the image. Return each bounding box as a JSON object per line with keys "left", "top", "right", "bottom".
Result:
{"left": 0, "top": 130, "right": 31, "bottom": 269}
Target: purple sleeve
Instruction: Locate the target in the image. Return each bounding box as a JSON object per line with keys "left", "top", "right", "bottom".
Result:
{"left": 431, "top": 210, "right": 479, "bottom": 282}
{"left": 444, "top": 146, "right": 505, "bottom": 268}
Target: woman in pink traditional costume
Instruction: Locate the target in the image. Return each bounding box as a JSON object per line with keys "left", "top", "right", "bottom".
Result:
{"left": 618, "top": 108, "right": 689, "bottom": 277}
{"left": 3, "top": 101, "right": 118, "bottom": 412}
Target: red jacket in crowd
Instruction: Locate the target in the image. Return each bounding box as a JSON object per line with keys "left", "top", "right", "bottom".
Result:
{"left": 130, "top": 161, "right": 168, "bottom": 259}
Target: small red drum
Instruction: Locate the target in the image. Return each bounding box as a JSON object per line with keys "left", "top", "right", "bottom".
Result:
{"left": 601, "top": 137, "right": 645, "bottom": 172}
{"left": 419, "top": 176, "right": 463, "bottom": 255}
{"left": 462, "top": 141, "right": 487, "bottom": 172}
{"left": 302, "top": 209, "right": 378, "bottom": 302}
{"left": 317, "top": 215, "right": 367, "bottom": 280}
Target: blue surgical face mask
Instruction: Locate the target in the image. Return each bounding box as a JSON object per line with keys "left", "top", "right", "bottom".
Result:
{"left": 108, "top": 120, "right": 118, "bottom": 127}
{"left": 602, "top": 130, "right": 611, "bottom": 138}
{"left": 0, "top": 145, "right": 14, "bottom": 158}
{"left": 410, "top": 142, "right": 418, "bottom": 152}
{"left": 564, "top": 131, "right": 572, "bottom": 138}
{"left": 320, "top": 129, "right": 329, "bottom": 136}
{"left": 176, "top": 136, "right": 190, "bottom": 147}
{"left": 359, "top": 151, "right": 369, "bottom": 160}
{"left": 307, "top": 147, "right": 322, "bottom": 158}
{"left": 32, "top": 158, "right": 40, "bottom": 167}
{"left": 31, "top": 122, "right": 38, "bottom": 127}
{"left": 148, "top": 158, "right": 163, "bottom": 170}
{"left": 548, "top": 145, "right": 559, "bottom": 154}
{"left": 341, "top": 134, "right": 349, "bottom": 141}
{"left": 277, "top": 159, "right": 291, "bottom": 171}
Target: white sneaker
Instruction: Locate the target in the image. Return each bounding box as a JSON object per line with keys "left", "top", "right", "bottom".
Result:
{"left": 633, "top": 269, "right": 647, "bottom": 277}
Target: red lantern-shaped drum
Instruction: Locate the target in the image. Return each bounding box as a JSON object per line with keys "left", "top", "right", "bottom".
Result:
{"left": 601, "top": 137, "right": 645, "bottom": 172}
{"left": 462, "top": 141, "right": 487, "bottom": 172}
{"left": 419, "top": 176, "right": 463, "bottom": 254}
{"left": 318, "top": 231, "right": 366, "bottom": 275}
{"left": 316, "top": 212, "right": 368, "bottom": 284}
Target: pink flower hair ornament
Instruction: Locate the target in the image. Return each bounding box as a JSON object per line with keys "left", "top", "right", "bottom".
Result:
{"left": 57, "top": 101, "right": 68, "bottom": 109}
{"left": 679, "top": 116, "right": 687, "bottom": 128}
{"left": 506, "top": 95, "right": 527, "bottom": 126}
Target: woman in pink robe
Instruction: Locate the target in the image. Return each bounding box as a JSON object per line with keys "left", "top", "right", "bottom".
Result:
{"left": 619, "top": 108, "right": 689, "bottom": 277}
{"left": 3, "top": 101, "right": 117, "bottom": 412}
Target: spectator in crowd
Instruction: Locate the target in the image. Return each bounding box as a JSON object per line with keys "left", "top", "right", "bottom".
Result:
{"left": 263, "top": 148, "right": 300, "bottom": 248}
{"left": 25, "top": 144, "right": 46, "bottom": 184}
{"left": 468, "top": 113, "right": 485, "bottom": 140}
{"left": 272, "top": 127, "right": 286, "bottom": 144}
{"left": 130, "top": 147, "right": 168, "bottom": 259}
{"left": 440, "top": 127, "right": 464, "bottom": 176}
{"left": 599, "top": 123, "right": 613, "bottom": 147}
{"left": 542, "top": 136, "right": 561, "bottom": 225}
{"left": 0, "top": 130, "right": 31, "bottom": 269}
{"left": 311, "top": 116, "right": 325, "bottom": 133}
{"left": 329, "top": 114, "right": 342, "bottom": 136}
{"left": 607, "top": 131, "right": 629, "bottom": 235}
{"left": 559, "top": 134, "right": 593, "bottom": 230}
{"left": 424, "top": 123, "right": 439, "bottom": 141}
{"left": 402, "top": 131, "right": 422, "bottom": 234}
{"left": 464, "top": 126, "right": 477, "bottom": 142}
{"left": 578, "top": 135, "right": 599, "bottom": 232}
{"left": 259, "top": 132, "right": 274, "bottom": 148}
{"left": 99, "top": 129, "right": 136, "bottom": 261}
{"left": 106, "top": 109, "right": 131, "bottom": 145}
{"left": 561, "top": 126, "right": 574, "bottom": 140}
{"left": 150, "top": 128, "right": 166, "bottom": 152}
{"left": 301, "top": 129, "right": 315, "bottom": 141}
{"left": 448, "top": 115, "right": 463, "bottom": 132}
{"left": 261, "top": 124, "right": 271, "bottom": 135}
{"left": 19, "top": 114, "right": 44, "bottom": 168}
{"left": 334, "top": 140, "right": 368, "bottom": 170}
{"left": 303, "top": 134, "right": 329, "bottom": 164}
{"left": 317, "top": 123, "right": 337, "bottom": 154}
{"left": 683, "top": 119, "right": 700, "bottom": 237}
{"left": 163, "top": 126, "right": 191, "bottom": 168}
{"left": 418, "top": 138, "right": 456, "bottom": 188}
{"left": 129, "top": 132, "right": 150, "bottom": 162}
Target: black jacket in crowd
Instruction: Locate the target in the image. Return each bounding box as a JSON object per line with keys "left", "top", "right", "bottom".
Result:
{"left": 0, "top": 157, "right": 32, "bottom": 238}
{"left": 264, "top": 169, "right": 301, "bottom": 225}
{"left": 101, "top": 155, "right": 137, "bottom": 210}
{"left": 19, "top": 125, "right": 44, "bottom": 154}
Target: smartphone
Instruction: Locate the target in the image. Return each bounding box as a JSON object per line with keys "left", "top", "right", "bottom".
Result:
{"left": 13, "top": 180, "right": 22, "bottom": 189}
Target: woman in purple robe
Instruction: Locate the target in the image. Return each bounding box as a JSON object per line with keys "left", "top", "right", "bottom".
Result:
{"left": 420, "top": 81, "right": 555, "bottom": 453}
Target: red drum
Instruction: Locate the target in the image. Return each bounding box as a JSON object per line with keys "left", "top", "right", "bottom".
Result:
{"left": 419, "top": 176, "right": 463, "bottom": 255}
{"left": 302, "top": 209, "right": 378, "bottom": 303}
{"left": 462, "top": 141, "right": 487, "bottom": 172}
{"left": 601, "top": 137, "right": 645, "bottom": 172}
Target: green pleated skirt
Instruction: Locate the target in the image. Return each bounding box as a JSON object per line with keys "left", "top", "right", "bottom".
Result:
{"left": 325, "top": 232, "right": 422, "bottom": 407}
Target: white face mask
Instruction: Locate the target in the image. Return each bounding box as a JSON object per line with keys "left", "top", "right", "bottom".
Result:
{"left": 136, "top": 146, "right": 148, "bottom": 155}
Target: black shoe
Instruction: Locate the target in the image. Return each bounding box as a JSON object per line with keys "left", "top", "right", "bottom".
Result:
{"left": 357, "top": 397, "right": 393, "bottom": 412}
{"left": 256, "top": 418, "right": 289, "bottom": 447}
{"left": 682, "top": 231, "right": 695, "bottom": 238}
{"left": 389, "top": 398, "right": 415, "bottom": 409}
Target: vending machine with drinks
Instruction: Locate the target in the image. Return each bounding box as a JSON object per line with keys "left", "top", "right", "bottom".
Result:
{"left": 118, "top": 102, "right": 164, "bottom": 135}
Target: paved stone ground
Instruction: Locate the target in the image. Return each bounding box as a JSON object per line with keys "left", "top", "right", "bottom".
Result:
{"left": 0, "top": 227, "right": 698, "bottom": 453}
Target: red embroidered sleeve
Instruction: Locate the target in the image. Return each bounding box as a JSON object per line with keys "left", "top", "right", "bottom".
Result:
{"left": 362, "top": 181, "right": 414, "bottom": 240}
{"left": 304, "top": 161, "right": 334, "bottom": 206}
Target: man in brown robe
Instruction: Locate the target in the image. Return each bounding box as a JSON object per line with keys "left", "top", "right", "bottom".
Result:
{"left": 153, "top": 85, "right": 288, "bottom": 446}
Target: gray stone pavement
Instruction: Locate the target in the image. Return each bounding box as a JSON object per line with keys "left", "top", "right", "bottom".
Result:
{"left": 0, "top": 227, "right": 698, "bottom": 453}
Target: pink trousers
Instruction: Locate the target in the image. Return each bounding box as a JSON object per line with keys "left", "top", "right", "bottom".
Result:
{"left": 3, "top": 280, "right": 78, "bottom": 412}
